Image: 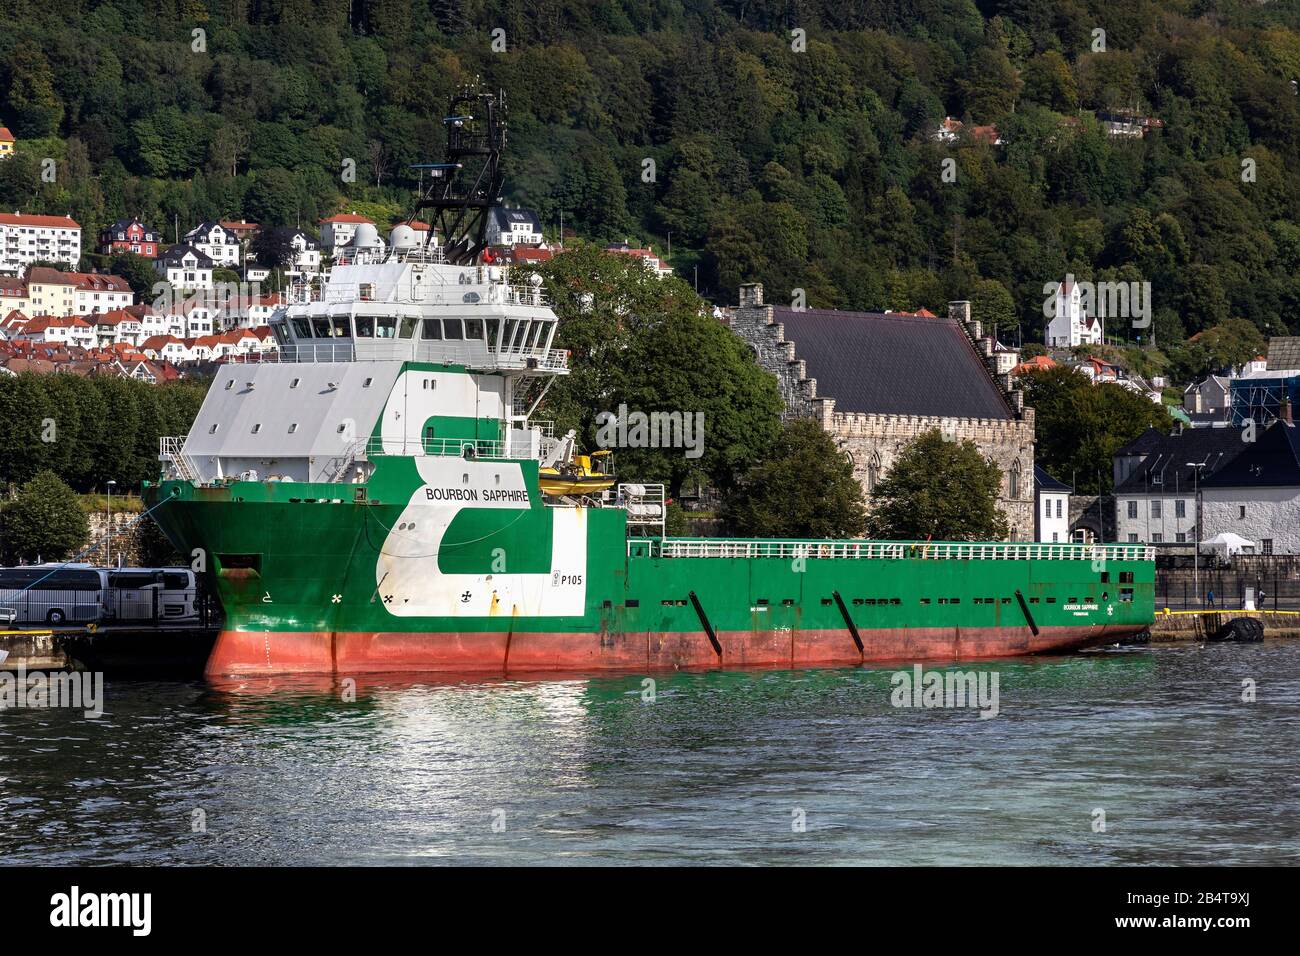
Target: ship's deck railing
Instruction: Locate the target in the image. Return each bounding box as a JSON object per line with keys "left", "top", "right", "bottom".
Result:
{"left": 158, "top": 436, "right": 200, "bottom": 481}
{"left": 361, "top": 436, "right": 538, "bottom": 459}
{"left": 268, "top": 341, "right": 569, "bottom": 371}
{"left": 632, "top": 538, "right": 1156, "bottom": 561}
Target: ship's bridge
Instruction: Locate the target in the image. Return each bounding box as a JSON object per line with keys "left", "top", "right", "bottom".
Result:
{"left": 267, "top": 249, "right": 568, "bottom": 375}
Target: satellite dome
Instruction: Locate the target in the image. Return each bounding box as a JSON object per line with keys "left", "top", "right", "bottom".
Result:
{"left": 389, "top": 224, "right": 418, "bottom": 250}
{"left": 351, "top": 222, "right": 383, "bottom": 248}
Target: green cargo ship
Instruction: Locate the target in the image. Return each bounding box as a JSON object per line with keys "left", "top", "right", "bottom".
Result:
{"left": 145, "top": 89, "right": 1154, "bottom": 676}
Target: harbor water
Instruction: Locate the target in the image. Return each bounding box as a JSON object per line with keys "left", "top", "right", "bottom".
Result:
{"left": 2, "top": 642, "right": 1298, "bottom": 865}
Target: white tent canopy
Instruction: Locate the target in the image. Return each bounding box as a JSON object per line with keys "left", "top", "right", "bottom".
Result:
{"left": 1201, "top": 532, "right": 1255, "bottom": 555}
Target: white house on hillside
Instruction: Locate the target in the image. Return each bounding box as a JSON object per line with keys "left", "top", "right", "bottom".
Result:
{"left": 1034, "top": 466, "right": 1073, "bottom": 542}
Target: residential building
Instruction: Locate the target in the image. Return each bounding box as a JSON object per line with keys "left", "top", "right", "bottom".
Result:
{"left": 258, "top": 227, "right": 321, "bottom": 277}
{"left": 1112, "top": 425, "right": 1247, "bottom": 545}
{"left": 0, "top": 126, "right": 13, "bottom": 159}
{"left": 1044, "top": 277, "right": 1102, "bottom": 348}
{"left": 728, "top": 286, "right": 1037, "bottom": 538}
{"left": 1035, "top": 467, "right": 1073, "bottom": 543}
{"left": 0, "top": 276, "right": 31, "bottom": 314}
{"left": 604, "top": 241, "right": 672, "bottom": 278}
{"left": 98, "top": 218, "right": 162, "bottom": 258}
{"left": 184, "top": 221, "right": 242, "bottom": 268}
{"left": 219, "top": 219, "right": 260, "bottom": 246}
{"left": 486, "top": 207, "right": 544, "bottom": 247}
{"left": 318, "top": 213, "right": 374, "bottom": 254}
{"left": 15, "top": 315, "right": 97, "bottom": 349}
{"left": 91, "top": 309, "right": 145, "bottom": 347}
{"left": 1184, "top": 375, "right": 1230, "bottom": 416}
{"left": 24, "top": 267, "right": 76, "bottom": 316}
{"left": 71, "top": 272, "right": 134, "bottom": 315}
{"left": 1198, "top": 420, "right": 1300, "bottom": 554}
{"left": 155, "top": 244, "right": 215, "bottom": 291}
{"left": 933, "top": 116, "right": 1002, "bottom": 146}
{"left": 0, "top": 212, "right": 82, "bottom": 273}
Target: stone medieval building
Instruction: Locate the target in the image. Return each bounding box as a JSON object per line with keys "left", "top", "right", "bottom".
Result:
{"left": 727, "top": 283, "right": 1036, "bottom": 539}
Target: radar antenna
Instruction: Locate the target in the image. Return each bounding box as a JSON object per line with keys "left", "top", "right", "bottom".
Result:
{"left": 410, "top": 82, "right": 506, "bottom": 265}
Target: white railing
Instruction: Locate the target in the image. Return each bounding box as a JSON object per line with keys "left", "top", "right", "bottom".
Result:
{"left": 619, "top": 484, "right": 666, "bottom": 535}
{"left": 158, "top": 436, "right": 199, "bottom": 481}
{"left": 273, "top": 340, "right": 568, "bottom": 371}
{"left": 635, "top": 539, "right": 1156, "bottom": 562}
{"left": 363, "top": 436, "right": 537, "bottom": 459}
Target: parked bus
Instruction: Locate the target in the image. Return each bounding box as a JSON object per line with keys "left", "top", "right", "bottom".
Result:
{"left": 0, "top": 565, "right": 109, "bottom": 625}
{"left": 104, "top": 568, "right": 198, "bottom": 622}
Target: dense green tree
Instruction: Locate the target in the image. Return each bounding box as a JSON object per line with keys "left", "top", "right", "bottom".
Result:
{"left": 1018, "top": 366, "right": 1173, "bottom": 495}
{"left": 722, "top": 419, "right": 867, "bottom": 538}
{"left": 866, "top": 430, "right": 1009, "bottom": 541}
{"left": 529, "top": 244, "right": 782, "bottom": 497}
{"left": 1, "top": 470, "right": 89, "bottom": 564}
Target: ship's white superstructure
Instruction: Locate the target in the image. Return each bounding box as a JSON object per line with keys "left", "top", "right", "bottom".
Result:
{"left": 160, "top": 241, "right": 568, "bottom": 486}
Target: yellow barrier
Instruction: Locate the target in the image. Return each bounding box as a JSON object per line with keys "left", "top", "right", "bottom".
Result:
{"left": 1159, "top": 608, "right": 1300, "bottom": 616}
{"left": 0, "top": 629, "right": 55, "bottom": 637}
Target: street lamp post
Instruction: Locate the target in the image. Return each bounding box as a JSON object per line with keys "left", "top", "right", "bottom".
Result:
{"left": 106, "top": 480, "right": 117, "bottom": 568}
{"left": 1185, "top": 462, "right": 1204, "bottom": 606}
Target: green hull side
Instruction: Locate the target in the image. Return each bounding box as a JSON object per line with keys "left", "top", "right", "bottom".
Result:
{"left": 146, "top": 464, "right": 1155, "bottom": 637}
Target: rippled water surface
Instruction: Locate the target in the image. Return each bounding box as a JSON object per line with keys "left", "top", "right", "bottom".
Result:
{"left": 2, "top": 642, "right": 1298, "bottom": 865}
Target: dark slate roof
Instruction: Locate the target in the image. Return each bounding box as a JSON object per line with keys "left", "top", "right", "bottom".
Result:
{"left": 1112, "top": 425, "right": 1249, "bottom": 494}
{"left": 158, "top": 244, "right": 215, "bottom": 268}
{"left": 489, "top": 207, "right": 542, "bottom": 231}
{"left": 1200, "top": 422, "right": 1300, "bottom": 488}
{"left": 1034, "top": 465, "right": 1072, "bottom": 493}
{"left": 1267, "top": 336, "right": 1300, "bottom": 371}
{"left": 769, "top": 306, "right": 1012, "bottom": 419}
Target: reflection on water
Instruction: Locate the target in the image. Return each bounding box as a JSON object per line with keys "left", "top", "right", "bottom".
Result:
{"left": 2, "top": 644, "right": 1298, "bottom": 865}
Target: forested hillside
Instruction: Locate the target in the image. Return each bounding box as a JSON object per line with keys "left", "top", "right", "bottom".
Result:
{"left": 3, "top": 0, "right": 1300, "bottom": 375}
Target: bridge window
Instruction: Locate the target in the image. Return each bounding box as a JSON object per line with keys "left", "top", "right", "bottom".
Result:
{"left": 420, "top": 318, "right": 442, "bottom": 340}
{"left": 485, "top": 318, "right": 501, "bottom": 349}
{"left": 376, "top": 317, "right": 397, "bottom": 338}
{"left": 332, "top": 317, "right": 350, "bottom": 338}
{"left": 291, "top": 316, "right": 311, "bottom": 338}
{"left": 311, "top": 316, "right": 331, "bottom": 338}
{"left": 354, "top": 315, "right": 374, "bottom": 337}
{"left": 399, "top": 316, "right": 417, "bottom": 338}
{"left": 443, "top": 318, "right": 464, "bottom": 340}
{"left": 465, "top": 318, "right": 484, "bottom": 339}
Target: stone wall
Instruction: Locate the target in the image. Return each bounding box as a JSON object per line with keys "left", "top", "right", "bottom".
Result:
{"left": 727, "top": 285, "right": 1037, "bottom": 539}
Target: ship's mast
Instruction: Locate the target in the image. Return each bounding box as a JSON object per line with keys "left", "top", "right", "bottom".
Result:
{"left": 411, "top": 83, "right": 507, "bottom": 265}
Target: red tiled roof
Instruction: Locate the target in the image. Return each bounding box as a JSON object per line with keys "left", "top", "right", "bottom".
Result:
{"left": 0, "top": 127, "right": 14, "bottom": 142}
{"left": 0, "top": 213, "right": 79, "bottom": 228}
{"left": 319, "top": 213, "right": 374, "bottom": 224}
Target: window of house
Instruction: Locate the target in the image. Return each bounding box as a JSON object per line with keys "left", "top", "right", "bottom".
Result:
{"left": 1175, "top": 499, "right": 1186, "bottom": 518}
{"left": 1176, "top": 533, "right": 1186, "bottom": 543}
{"left": 1128, "top": 534, "right": 1138, "bottom": 543}
{"left": 1262, "top": 539, "right": 1274, "bottom": 555}
{"left": 1055, "top": 499, "right": 1062, "bottom": 519}
{"left": 1127, "top": 501, "right": 1137, "bottom": 518}
{"left": 1151, "top": 500, "right": 1161, "bottom": 519}
{"left": 1239, "top": 506, "right": 1247, "bottom": 519}
{"left": 1152, "top": 533, "right": 1162, "bottom": 543}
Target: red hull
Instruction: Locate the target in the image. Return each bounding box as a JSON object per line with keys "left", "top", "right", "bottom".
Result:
{"left": 204, "top": 625, "right": 1138, "bottom": 677}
